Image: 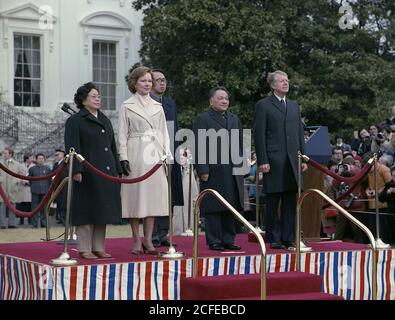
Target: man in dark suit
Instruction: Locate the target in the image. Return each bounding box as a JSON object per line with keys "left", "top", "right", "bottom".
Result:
{"left": 149, "top": 69, "right": 184, "bottom": 247}
{"left": 52, "top": 148, "right": 67, "bottom": 225}
{"left": 193, "top": 86, "right": 244, "bottom": 251}
{"left": 254, "top": 70, "right": 307, "bottom": 250}
{"left": 29, "top": 153, "right": 51, "bottom": 228}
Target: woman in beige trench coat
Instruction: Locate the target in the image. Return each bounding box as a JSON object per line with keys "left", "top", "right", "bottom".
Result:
{"left": 119, "top": 66, "right": 171, "bottom": 255}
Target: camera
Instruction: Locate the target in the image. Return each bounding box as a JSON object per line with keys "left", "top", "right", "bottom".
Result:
{"left": 377, "top": 132, "right": 384, "bottom": 140}
{"left": 338, "top": 182, "right": 358, "bottom": 208}
{"left": 335, "top": 164, "right": 351, "bottom": 177}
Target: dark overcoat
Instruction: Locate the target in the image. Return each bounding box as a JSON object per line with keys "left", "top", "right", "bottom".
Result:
{"left": 254, "top": 95, "right": 305, "bottom": 193}
{"left": 193, "top": 108, "right": 244, "bottom": 214}
{"left": 162, "top": 96, "right": 184, "bottom": 206}
{"left": 64, "top": 108, "right": 122, "bottom": 225}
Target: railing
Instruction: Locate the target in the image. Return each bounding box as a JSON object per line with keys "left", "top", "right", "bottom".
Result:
{"left": 0, "top": 106, "right": 19, "bottom": 141}
{"left": 193, "top": 189, "right": 267, "bottom": 300}
{"left": 15, "top": 123, "right": 65, "bottom": 162}
{"left": 0, "top": 101, "right": 65, "bottom": 161}
{"left": 296, "top": 189, "right": 377, "bottom": 300}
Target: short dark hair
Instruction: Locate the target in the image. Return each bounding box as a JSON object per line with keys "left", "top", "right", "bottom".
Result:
{"left": 23, "top": 152, "right": 33, "bottom": 162}
{"left": 74, "top": 82, "right": 99, "bottom": 109}
{"left": 35, "top": 153, "right": 45, "bottom": 159}
{"left": 208, "top": 86, "right": 229, "bottom": 99}
{"left": 332, "top": 146, "right": 343, "bottom": 154}
{"left": 151, "top": 68, "right": 166, "bottom": 75}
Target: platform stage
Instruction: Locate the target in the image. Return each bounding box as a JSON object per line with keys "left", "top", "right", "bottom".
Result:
{"left": 0, "top": 234, "right": 394, "bottom": 300}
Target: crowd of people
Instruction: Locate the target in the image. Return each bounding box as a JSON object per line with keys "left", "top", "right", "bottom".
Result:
{"left": 0, "top": 148, "right": 66, "bottom": 229}
{"left": 323, "top": 119, "right": 395, "bottom": 244}
{"left": 3, "top": 66, "right": 393, "bottom": 261}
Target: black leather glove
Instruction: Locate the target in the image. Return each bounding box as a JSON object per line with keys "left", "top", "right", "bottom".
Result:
{"left": 120, "top": 160, "right": 131, "bottom": 176}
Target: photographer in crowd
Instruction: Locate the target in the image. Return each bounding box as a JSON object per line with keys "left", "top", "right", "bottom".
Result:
{"left": 363, "top": 152, "right": 391, "bottom": 243}
{"left": 378, "top": 166, "right": 395, "bottom": 244}
{"left": 332, "top": 156, "right": 368, "bottom": 243}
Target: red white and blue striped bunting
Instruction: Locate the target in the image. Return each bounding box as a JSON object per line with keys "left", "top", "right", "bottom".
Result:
{"left": 1, "top": 250, "right": 394, "bottom": 300}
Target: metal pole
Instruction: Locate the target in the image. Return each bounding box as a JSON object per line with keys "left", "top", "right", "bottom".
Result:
{"left": 296, "top": 152, "right": 312, "bottom": 258}
{"left": 161, "top": 161, "right": 184, "bottom": 259}
{"left": 181, "top": 162, "right": 194, "bottom": 236}
{"left": 193, "top": 195, "right": 200, "bottom": 278}
{"left": 50, "top": 150, "right": 77, "bottom": 266}
{"left": 296, "top": 153, "right": 302, "bottom": 270}
{"left": 255, "top": 169, "right": 260, "bottom": 229}
{"left": 187, "top": 163, "right": 193, "bottom": 232}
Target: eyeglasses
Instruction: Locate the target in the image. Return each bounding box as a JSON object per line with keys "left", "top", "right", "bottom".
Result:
{"left": 154, "top": 78, "right": 167, "bottom": 84}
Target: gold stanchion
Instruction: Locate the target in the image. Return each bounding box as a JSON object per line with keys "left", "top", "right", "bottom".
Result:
{"left": 44, "top": 177, "right": 69, "bottom": 241}
{"left": 50, "top": 150, "right": 78, "bottom": 266}
{"left": 161, "top": 160, "right": 184, "bottom": 259}
{"left": 373, "top": 154, "right": 390, "bottom": 249}
{"left": 181, "top": 163, "right": 194, "bottom": 237}
{"left": 296, "top": 189, "right": 377, "bottom": 300}
{"left": 254, "top": 169, "right": 264, "bottom": 233}
{"left": 295, "top": 152, "right": 312, "bottom": 253}
{"left": 192, "top": 189, "right": 267, "bottom": 300}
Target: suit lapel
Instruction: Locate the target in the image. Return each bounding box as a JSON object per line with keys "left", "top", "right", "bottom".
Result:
{"left": 208, "top": 108, "right": 227, "bottom": 129}
{"left": 270, "top": 95, "right": 286, "bottom": 115}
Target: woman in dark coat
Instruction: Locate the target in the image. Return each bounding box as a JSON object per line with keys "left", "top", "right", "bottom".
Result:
{"left": 65, "top": 82, "right": 122, "bottom": 259}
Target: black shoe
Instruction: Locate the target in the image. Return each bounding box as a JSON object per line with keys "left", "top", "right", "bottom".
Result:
{"left": 0, "top": 226, "right": 6, "bottom": 230}
{"left": 152, "top": 241, "right": 161, "bottom": 248}
{"left": 282, "top": 241, "right": 296, "bottom": 249}
{"left": 161, "top": 240, "right": 177, "bottom": 247}
{"left": 209, "top": 244, "right": 224, "bottom": 251}
{"left": 223, "top": 244, "right": 241, "bottom": 250}
{"left": 270, "top": 242, "right": 286, "bottom": 250}
{"left": 8, "top": 226, "right": 17, "bottom": 229}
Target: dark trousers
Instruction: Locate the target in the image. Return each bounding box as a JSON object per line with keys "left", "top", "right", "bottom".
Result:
{"left": 368, "top": 209, "right": 387, "bottom": 241}
{"left": 334, "top": 212, "right": 368, "bottom": 243}
{"left": 204, "top": 211, "right": 237, "bottom": 246}
{"left": 16, "top": 202, "right": 32, "bottom": 224}
{"left": 56, "top": 207, "right": 66, "bottom": 225}
{"left": 31, "top": 194, "right": 46, "bottom": 227}
{"left": 152, "top": 216, "right": 169, "bottom": 245}
{"left": 265, "top": 192, "right": 296, "bottom": 244}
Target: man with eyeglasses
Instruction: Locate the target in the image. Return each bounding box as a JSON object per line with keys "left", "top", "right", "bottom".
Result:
{"left": 149, "top": 69, "right": 184, "bottom": 247}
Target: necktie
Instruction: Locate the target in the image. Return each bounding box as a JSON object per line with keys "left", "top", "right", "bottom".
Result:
{"left": 222, "top": 113, "right": 227, "bottom": 127}
{"left": 280, "top": 99, "right": 286, "bottom": 110}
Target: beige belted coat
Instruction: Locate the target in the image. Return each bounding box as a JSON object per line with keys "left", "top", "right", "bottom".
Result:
{"left": 118, "top": 94, "right": 171, "bottom": 218}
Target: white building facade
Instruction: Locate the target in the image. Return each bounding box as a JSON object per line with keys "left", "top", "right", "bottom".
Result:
{"left": 0, "top": 0, "right": 142, "bottom": 115}
{"left": 0, "top": 0, "right": 143, "bottom": 157}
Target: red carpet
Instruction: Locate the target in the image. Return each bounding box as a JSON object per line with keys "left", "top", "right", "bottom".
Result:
{"left": 0, "top": 234, "right": 367, "bottom": 266}
{"left": 180, "top": 271, "right": 344, "bottom": 300}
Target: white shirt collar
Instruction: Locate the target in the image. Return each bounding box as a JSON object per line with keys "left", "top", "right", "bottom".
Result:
{"left": 273, "top": 92, "right": 286, "bottom": 103}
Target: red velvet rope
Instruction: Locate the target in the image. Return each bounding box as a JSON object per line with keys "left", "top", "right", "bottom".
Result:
{"left": 0, "top": 161, "right": 65, "bottom": 181}
{"left": 0, "top": 165, "right": 66, "bottom": 218}
{"left": 82, "top": 160, "right": 163, "bottom": 184}
{"left": 322, "top": 166, "right": 371, "bottom": 209}
{"left": 307, "top": 157, "right": 373, "bottom": 184}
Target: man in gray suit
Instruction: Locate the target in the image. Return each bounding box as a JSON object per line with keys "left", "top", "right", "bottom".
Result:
{"left": 254, "top": 70, "right": 307, "bottom": 250}
{"left": 29, "top": 153, "right": 51, "bottom": 228}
